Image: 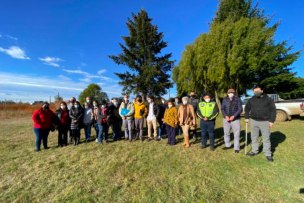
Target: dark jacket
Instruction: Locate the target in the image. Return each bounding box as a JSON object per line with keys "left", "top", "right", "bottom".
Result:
{"left": 188, "top": 97, "right": 200, "bottom": 113}
{"left": 245, "top": 94, "right": 276, "bottom": 123}
{"left": 108, "top": 105, "right": 122, "bottom": 123}
{"left": 69, "top": 107, "right": 84, "bottom": 130}
{"left": 221, "top": 97, "right": 243, "bottom": 119}
{"left": 54, "top": 108, "right": 70, "bottom": 126}
{"left": 158, "top": 104, "right": 167, "bottom": 121}
{"left": 146, "top": 102, "right": 160, "bottom": 119}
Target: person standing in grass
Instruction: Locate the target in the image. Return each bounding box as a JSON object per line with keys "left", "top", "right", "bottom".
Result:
{"left": 69, "top": 101, "right": 83, "bottom": 146}
{"left": 175, "top": 97, "right": 182, "bottom": 136}
{"left": 32, "top": 102, "right": 54, "bottom": 151}
{"left": 99, "top": 101, "right": 109, "bottom": 143}
{"left": 188, "top": 91, "right": 200, "bottom": 142}
{"left": 93, "top": 100, "right": 102, "bottom": 144}
{"left": 245, "top": 86, "right": 276, "bottom": 162}
{"left": 163, "top": 99, "right": 178, "bottom": 145}
{"left": 197, "top": 93, "right": 219, "bottom": 151}
{"left": 221, "top": 89, "right": 243, "bottom": 153}
{"left": 146, "top": 95, "right": 160, "bottom": 142}
{"left": 108, "top": 98, "right": 123, "bottom": 141}
{"left": 67, "top": 97, "right": 76, "bottom": 144}
{"left": 54, "top": 102, "right": 70, "bottom": 147}
{"left": 178, "top": 97, "right": 197, "bottom": 148}
{"left": 119, "top": 95, "right": 135, "bottom": 142}
{"left": 83, "top": 101, "right": 94, "bottom": 143}
{"left": 158, "top": 98, "right": 167, "bottom": 139}
{"left": 134, "top": 95, "right": 148, "bottom": 142}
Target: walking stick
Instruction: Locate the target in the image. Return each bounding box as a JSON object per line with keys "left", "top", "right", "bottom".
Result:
{"left": 245, "top": 121, "right": 248, "bottom": 155}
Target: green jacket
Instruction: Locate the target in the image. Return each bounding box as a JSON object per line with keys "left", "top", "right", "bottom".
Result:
{"left": 119, "top": 101, "right": 135, "bottom": 120}
{"left": 196, "top": 101, "right": 219, "bottom": 120}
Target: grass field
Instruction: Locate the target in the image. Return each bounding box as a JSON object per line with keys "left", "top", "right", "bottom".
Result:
{"left": 0, "top": 115, "right": 304, "bottom": 203}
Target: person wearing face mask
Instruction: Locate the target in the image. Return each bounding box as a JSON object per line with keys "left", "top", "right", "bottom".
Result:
{"left": 69, "top": 101, "right": 83, "bottom": 145}
{"left": 221, "top": 89, "right": 243, "bottom": 153}
{"left": 67, "top": 97, "right": 76, "bottom": 143}
{"left": 99, "top": 101, "right": 109, "bottom": 143}
{"left": 158, "top": 98, "right": 167, "bottom": 139}
{"left": 146, "top": 95, "right": 160, "bottom": 142}
{"left": 83, "top": 97, "right": 92, "bottom": 109}
{"left": 134, "top": 95, "right": 148, "bottom": 142}
{"left": 178, "top": 97, "right": 197, "bottom": 148}
{"left": 197, "top": 93, "right": 219, "bottom": 151}
{"left": 163, "top": 100, "right": 178, "bottom": 145}
{"left": 32, "top": 102, "right": 54, "bottom": 151}
{"left": 245, "top": 86, "right": 276, "bottom": 162}
{"left": 108, "top": 98, "right": 122, "bottom": 141}
{"left": 174, "top": 97, "right": 182, "bottom": 136}
{"left": 83, "top": 101, "right": 94, "bottom": 143}
{"left": 54, "top": 102, "right": 70, "bottom": 147}
{"left": 188, "top": 91, "right": 200, "bottom": 142}
{"left": 119, "top": 95, "right": 135, "bottom": 142}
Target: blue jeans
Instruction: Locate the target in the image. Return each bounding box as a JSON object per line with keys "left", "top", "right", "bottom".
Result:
{"left": 84, "top": 124, "right": 92, "bottom": 140}
{"left": 158, "top": 120, "right": 166, "bottom": 138}
{"left": 95, "top": 123, "right": 109, "bottom": 143}
{"left": 200, "top": 120, "right": 215, "bottom": 148}
{"left": 33, "top": 127, "right": 50, "bottom": 150}
{"left": 112, "top": 121, "right": 122, "bottom": 140}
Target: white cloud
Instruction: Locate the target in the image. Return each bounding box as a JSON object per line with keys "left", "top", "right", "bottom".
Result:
{"left": 79, "top": 78, "right": 91, "bottom": 83}
{"left": 97, "top": 69, "right": 107, "bottom": 75}
{"left": 0, "top": 46, "right": 30, "bottom": 60}
{"left": 62, "top": 68, "right": 118, "bottom": 82}
{"left": 0, "top": 72, "right": 122, "bottom": 103}
{"left": 58, "top": 75, "right": 71, "bottom": 81}
{"left": 6, "top": 35, "right": 18, "bottom": 41}
{"left": 39, "top": 56, "right": 64, "bottom": 67}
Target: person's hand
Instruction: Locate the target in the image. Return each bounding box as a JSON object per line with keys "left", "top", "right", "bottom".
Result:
{"left": 107, "top": 116, "right": 110, "bottom": 119}
{"left": 269, "top": 122, "right": 274, "bottom": 128}
{"left": 203, "top": 117, "right": 208, "bottom": 121}
{"left": 225, "top": 116, "right": 230, "bottom": 122}
{"left": 74, "top": 120, "right": 77, "bottom": 123}
{"left": 245, "top": 119, "right": 249, "bottom": 123}
{"left": 122, "top": 116, "right": 125, "bottom": 119}
{"left": 125, "top": 114, "right": 129, "bottom": 117}
{"left": 229, "top": 116, "right": 235, "bottom": 121}
{"left": 162, "top": 118, "right": 164, "bottom": 121}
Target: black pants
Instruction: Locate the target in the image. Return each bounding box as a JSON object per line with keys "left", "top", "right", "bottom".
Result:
{"left": 58, "top": 124, "right": 69, "bottom": 146}
{"left": 72, "top": 129, "right": 81, "bottom": 145}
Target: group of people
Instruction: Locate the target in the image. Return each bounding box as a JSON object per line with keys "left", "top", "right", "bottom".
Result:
{"left": 32, "top": 86, "right": 277, "bottom": 162}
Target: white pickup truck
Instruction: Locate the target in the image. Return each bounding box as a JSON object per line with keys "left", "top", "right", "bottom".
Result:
{"left": 241, "top": 97, "right": 304, "bottom": 122}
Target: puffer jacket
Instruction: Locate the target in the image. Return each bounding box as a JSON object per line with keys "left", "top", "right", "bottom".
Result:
{"left": 69, "top": 107, "right": 84, "bottom": 130}
{"left": 54, "top": 108, "right": 70, "bottom": 126}
{"left": 134, "top": 102, "right": 148, "bottom": 119}
{"left": 221, "top": 97, "right": 243, "bottom": 119}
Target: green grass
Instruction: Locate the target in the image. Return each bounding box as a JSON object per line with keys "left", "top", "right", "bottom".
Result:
{"left": 0, "top": 115, "right": 304, "bottom": 203}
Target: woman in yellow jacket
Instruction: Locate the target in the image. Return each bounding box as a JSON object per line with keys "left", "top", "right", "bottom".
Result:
{"left": 133, "top": 95, "right": 148, "bottom": 142}
{"left": 163, "top": 100, "right": 178, "bottom": 146}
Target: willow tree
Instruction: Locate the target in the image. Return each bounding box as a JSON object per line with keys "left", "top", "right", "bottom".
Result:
{"left": 109, "top": 9, "right": 174, "bottom": 101}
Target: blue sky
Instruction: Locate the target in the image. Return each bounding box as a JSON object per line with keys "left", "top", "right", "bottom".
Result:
{"left": 0, "top": 0, "right": 303, "bottom": 103}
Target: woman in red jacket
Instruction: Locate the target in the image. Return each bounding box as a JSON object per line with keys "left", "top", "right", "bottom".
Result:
{"left": 32, "top": 102, "right": 54, "bottom": 151}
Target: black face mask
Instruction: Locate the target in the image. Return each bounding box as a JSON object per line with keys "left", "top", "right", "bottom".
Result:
{"left": 137, "top": 99, "right": 142, "bottom": 103}
{"left": 43, "top": 106, "right": 49, "bottom": 110}
{"left": 190, "top": 95, "right": 195, "bottom": 98}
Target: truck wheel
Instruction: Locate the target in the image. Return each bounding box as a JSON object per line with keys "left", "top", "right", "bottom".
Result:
{"left": 276, "top": 110, "right": 287, "bottom": 122}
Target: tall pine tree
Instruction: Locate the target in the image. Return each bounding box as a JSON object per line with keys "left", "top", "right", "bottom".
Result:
{"left": 109, "top": 9, "right": 174, "bottom": 101}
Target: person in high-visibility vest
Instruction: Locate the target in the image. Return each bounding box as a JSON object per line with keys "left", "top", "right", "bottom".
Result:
{"left": 197, "top": 93, "right": 219, "bottom": 151}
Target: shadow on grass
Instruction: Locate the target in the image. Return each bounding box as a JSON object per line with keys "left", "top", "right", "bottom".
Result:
{"left": 239, "top": 130, "right": 286, "bottom": 155}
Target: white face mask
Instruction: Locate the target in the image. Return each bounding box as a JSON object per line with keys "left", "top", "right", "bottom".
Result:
{"left": 228, "top": 93, "right": 234, "bottom": 98}
{"left": 168, "top": 105, "right": 172, "bottom": 108}
{"left": 183, "top": 101, "right": 187, "bottom": 105}
{"left": 133, "top": 100, "right": 136, "bottom": 103}
{"left": 124, "top": 98, "right": 128, "bottom": 101}
{"left": 61, "top": 105, "right": 66, "bottom": 109}
{"left": 205, "top": 98, "right": 211, "bottom": 103}
{"left": 162, "top": 100, "right": 165, "bottom": 104}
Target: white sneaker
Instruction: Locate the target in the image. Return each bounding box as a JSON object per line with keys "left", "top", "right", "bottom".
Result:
{"left": 95, "top": 139, "right": 98, "bottom": 142}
